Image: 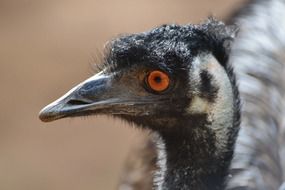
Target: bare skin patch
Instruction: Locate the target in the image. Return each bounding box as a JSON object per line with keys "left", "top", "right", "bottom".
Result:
{"left": 188, "top": 96, "right": 210, "bottom": 114}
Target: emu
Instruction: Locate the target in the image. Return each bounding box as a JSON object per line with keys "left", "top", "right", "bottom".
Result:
{"left": 39, "top": 0, "right": 285, "bottom": 189}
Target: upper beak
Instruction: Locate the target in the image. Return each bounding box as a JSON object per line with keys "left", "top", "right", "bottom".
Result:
{"left": 39, "top": 72, "right": 115, "bottom": 122}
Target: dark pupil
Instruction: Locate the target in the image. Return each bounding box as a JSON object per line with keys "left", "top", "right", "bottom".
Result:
{"left": 154, "top": 76, "right": 162, "bottom": 83}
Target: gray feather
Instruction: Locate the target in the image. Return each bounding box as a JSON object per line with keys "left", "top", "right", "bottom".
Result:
{"left": 227, "top": 0, "right": 285, "bottom": 189}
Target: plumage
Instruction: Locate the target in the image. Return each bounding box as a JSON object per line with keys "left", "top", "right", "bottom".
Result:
{"left": 39, "top": 0, "right": 285, "bottom": 189}
{"left": 227, "top": 0, "right": 285, "bottom": 189}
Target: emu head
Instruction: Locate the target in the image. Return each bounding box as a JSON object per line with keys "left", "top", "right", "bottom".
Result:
{"left": 39, "top": 19, "right": 238, "bottom": 134}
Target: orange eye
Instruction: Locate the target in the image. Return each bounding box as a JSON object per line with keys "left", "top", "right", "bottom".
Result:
{"left": 146, "top": 70, "right": 170, "bottom": 92}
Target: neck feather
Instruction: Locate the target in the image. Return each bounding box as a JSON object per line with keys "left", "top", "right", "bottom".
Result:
{"left": 153, "top": 54, "right": 240, "bottom": 190}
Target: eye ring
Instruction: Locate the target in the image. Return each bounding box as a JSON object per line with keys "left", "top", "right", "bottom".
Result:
{"left": 145, "top": 70, "right": 170, "bottom": 93}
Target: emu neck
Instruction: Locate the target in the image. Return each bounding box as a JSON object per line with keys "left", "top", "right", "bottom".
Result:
{"left": 154, "top": 55, "right": 237, "bottom": 190}
{"left": 155, "top": 120, "right": 232, "bottom": 190}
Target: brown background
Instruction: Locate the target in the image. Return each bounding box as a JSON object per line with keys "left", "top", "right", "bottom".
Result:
{"left": 0, "top": 0, "right": 245, "bottom": 189}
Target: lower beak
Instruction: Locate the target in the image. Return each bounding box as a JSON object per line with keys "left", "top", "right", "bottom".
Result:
{"left": 39, "top": 72, "right": 113, "bottom": 122}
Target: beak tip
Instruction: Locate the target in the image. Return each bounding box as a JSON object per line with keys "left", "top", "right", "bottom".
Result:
{"left": 39, "top": 104, "right": 61, "bottom": 122}
{"left": 39, "top": 109, "right": 52, "bottom": 122}
{"left": 39, "top": 72, "right": 111, "bottom": 122}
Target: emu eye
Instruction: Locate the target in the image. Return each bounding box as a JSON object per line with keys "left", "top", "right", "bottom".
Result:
{"left": 146, "top": 70, "right": 170, "bottom": 92}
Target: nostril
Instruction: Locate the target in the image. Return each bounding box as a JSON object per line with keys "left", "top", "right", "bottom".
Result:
{"left": 67, "top": 99, "right": 90, "bottom": 105}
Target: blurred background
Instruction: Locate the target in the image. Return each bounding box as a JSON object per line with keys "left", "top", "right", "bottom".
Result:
{"left": 0, "top": 0, "right": 245, "bottom": 189}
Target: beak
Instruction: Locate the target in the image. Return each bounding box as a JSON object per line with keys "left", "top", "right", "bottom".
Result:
{"left": 39, "top": 72, "right": 119, "bottom": 122}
